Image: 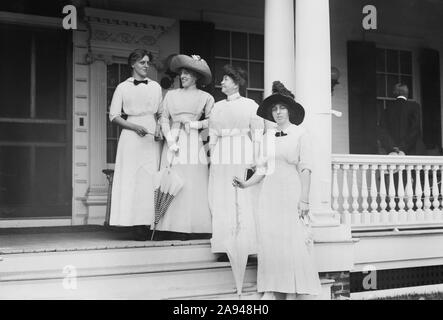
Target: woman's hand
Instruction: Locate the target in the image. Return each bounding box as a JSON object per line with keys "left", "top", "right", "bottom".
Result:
{"left": 232, "top": 176, "right": 248, "bottom": 189}
{"left": 132, "top": 124, "right": 149, "bottom": 137}
{"left": 298, "top": 200, "right": 310, "bottom": 220}
{"left": 183, "top": 121, "right": 201, "bottom": 134}
{"left": 183, "top": 121, "right": 191, "bottom": 134}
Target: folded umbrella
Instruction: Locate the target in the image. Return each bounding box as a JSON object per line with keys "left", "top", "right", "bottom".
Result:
{"left": 224, "top": 185, "right": 251, "bottom": 297}
{"left": 151, "top": 153, "right": 184, "bottom": 240}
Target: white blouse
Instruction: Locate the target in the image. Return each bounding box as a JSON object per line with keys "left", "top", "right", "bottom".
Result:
{"left": 109, "top": 77, "right": 163, "bottom": 133}
{"left": 258, "top": 124, "right": 312, "bottom": 175}
{"left": 159, "top": 88, "right": 214, "bottom": 127}
{"left": 209, "top": 93, "right": 264, "bottom": 146}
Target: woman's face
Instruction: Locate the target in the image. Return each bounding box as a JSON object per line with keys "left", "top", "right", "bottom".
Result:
{"left": 221, "top": 75, "right": 238, "bottom": 95}
{"left": 272, "top": 104, "right": 290, "bottom": 125}
{"left": 132, "top": 55, "right": 150, "bottom": 78}
{"left": 180, "top": 68, "right": 198, "bottom": 88}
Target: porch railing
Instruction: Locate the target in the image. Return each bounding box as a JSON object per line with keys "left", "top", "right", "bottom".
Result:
{"left": 331, "top": 154, "right": 443, "bottom": 229}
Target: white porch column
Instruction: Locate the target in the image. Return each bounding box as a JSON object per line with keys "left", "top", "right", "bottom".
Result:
{"left": 264, "top": 0, "right": 295, "bottom": 96}
{"left": 294, "top": 0, "right": 335, "bottom": 223}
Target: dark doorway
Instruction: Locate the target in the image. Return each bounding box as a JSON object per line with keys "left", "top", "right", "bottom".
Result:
{"left": 0, "top": 23, "right": 72, "bottom": 219}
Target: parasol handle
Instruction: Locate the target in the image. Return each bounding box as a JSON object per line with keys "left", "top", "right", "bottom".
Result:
{"left": 150, "top": 224, "right": 158, "bottom": 241}
{"left": 234, "top": 185, "right": 240, "bottom": 233}
{"left": 166, "top": 124, "right": 182, "bottom": 169}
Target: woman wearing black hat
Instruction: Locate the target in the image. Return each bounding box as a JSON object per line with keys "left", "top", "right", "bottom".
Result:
{"left": 208, "top": 65, "right": 264, "bottom": 260}
{"left": 155, "top": 54, "right": 214, "bottom": 239}
{"left": 233, "top": 81, "right": 321, "bottom": 300}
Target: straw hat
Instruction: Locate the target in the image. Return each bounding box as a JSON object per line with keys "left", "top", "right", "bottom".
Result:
{"left": 169, "top": 54, "right": 212, "bottom": 85}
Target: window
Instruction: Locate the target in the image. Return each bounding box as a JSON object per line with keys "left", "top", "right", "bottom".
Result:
{"left": 106, "top": 63, "right": 132, "bottom": 164}
{"left": 376, "top": 48, "right": 414, "bottom": 124}
{"left": 213, "top": 30, "right": 264, "bottom": 104}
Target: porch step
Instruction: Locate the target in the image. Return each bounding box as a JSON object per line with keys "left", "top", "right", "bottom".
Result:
{"left": 170, "top": 279, "right": 335, "bottom": 300}
{"left": 0, "top": 242, "right": 334, "bottom": 300}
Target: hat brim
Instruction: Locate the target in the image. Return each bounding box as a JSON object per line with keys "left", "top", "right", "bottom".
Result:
{"left": 170, "top": 55, "right": 212, "bottom": 85}
{"left": 257, "top": 94, "right": 305, "bottom": 125}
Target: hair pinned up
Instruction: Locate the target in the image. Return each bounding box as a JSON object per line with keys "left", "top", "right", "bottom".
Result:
{"left": 223, "top": 64, "right": 248, "bottom": 88}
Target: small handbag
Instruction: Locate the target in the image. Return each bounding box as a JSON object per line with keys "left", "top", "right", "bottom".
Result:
{"left": 154, "top": 121, "right": 164, "bottom": 141}
{"left": 244, "top": 168, "right": 255, "bottom": 181}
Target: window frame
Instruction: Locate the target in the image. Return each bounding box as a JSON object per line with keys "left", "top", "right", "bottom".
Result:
{"left": 375, "top": 45, "right": 422, "bottom": 132}
{"left": 213, "top": 29, "right": 264, "bottom": 103}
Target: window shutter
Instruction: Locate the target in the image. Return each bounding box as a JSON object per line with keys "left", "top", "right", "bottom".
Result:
{"left": 179, "top": 21, "right": 215, "bottom": 94}
{"left": 420, "top": 48, "right": 442, "bottom": 150}
{"left": 347, "top": 40, "right": 377, "bottom": 154}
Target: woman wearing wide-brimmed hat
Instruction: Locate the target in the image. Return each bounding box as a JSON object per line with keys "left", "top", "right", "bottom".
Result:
{"left": 155, "top": 54, "right": 214, "bottom": 239}
{"left": 233, "top": 81, "right": 321, "bottom": 300}
{"left": 208, "top": 64, "right": 264, "bottom": 260}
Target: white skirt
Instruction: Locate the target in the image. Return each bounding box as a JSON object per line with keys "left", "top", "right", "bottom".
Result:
{"left": 208, "top": 134, "right": 257, "bottom": 253}
{"left": 109, "top": 115, "right": 161, "bottom": 226}
{"left": 154, "top": 128, "right": 212, "bottom": 233}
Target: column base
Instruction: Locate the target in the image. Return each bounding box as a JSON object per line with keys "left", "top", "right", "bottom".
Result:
{"left": 312, "top": 209, "right": 352, "bottom": 242}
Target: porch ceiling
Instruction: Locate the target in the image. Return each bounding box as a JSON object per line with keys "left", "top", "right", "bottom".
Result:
{"left": 90, "top": 0, "right": 265, "bottom": 21}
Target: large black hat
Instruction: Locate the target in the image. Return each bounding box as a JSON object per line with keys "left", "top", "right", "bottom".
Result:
{"left": 257, "top": 81, "right": 305, "bottom": 125}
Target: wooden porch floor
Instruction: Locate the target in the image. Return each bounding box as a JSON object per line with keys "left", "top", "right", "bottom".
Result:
{"left": 0, "top": 226, "right": 211, "bottom": 255}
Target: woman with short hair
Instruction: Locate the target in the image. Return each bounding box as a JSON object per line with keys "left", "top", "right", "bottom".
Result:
{"left": 233, "top": 81, "right": 321, "bottom": 300}
{"left": 108, "top": 49, "right": 163, "bottom": 241}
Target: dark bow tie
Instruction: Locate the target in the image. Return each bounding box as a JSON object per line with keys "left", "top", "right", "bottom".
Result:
{"left": 134, "top": 79, "right": 148, "bottom": 86}
{"left": 275, "top": 131, "right": 288, "bottom": 137}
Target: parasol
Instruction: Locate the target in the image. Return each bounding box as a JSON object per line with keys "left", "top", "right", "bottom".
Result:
{"left": 224, "top": 185, "right": 251, "bottom": 297}
{"left": 151, "top": 153, "right": 184, "bottom": 240}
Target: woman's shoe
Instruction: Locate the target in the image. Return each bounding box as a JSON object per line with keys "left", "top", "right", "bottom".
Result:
{"left": 286, "top": 293, "right": 297, "bottom": 300}
{"left": 261, "top": 292, "right": 277, "bottom": 300}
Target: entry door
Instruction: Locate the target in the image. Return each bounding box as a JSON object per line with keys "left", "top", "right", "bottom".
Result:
{"left": 0, "top": 23, "right": 72, "bottom": 219}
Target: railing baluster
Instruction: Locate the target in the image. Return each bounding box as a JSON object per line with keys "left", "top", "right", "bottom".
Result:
{"left": 361, "top": 164, "right": 370, "bottom": 224}
{"left": 388, "top": 165, "right": 397, "bottom": 224}
{"left": 342, "top": 164, "right": 350, "bottom": 225}
{"left": 423, "top": 165, "right": 432, "bottom": 220}
{"left": 379, "top": 165, "right": 388, "bottom": 223}
{"left": 415, "top": 165, "right": 423, "bottom": 221}
{"left": 332, "top": 164, "right": 340, "bottom": 213}
{"left": 370, "top": 164, "right": 379, "bottom": 224}
{"left": 432, "top": 165, "right": 440, "bottom": 216}
{"left": 332, "top": 157, "right": 443, "bottom": 229}
{"left": 440, "top": 165, "right": 443, "bottom": 212}
{"left": 405, "top": 165, "right": 414, "bottom": 216}
{"left": 351, "top": 164, "right": 360, "bottom": 224}
{"left": 397, "top": 165, "right": 406, "bottom": 223}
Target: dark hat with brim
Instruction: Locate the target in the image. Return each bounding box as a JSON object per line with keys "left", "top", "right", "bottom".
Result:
{"left": 169, "top": 54, "right": 212, "bottom": 85}
{"left": 257, "top": 93, "right": 305, "bottom": 125}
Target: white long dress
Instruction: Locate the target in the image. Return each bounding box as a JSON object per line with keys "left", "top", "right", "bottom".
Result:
{"left": 108, "top": 77, "right": 163, "bottom": 226}
{"left": 155, "top": 88, "right": 214, "bottom": 233}
{"left": 256, "top": 124, "right": 321, "bottom": 295}
{"left": 208, "top": 93, "right": 264, "bottom": 253}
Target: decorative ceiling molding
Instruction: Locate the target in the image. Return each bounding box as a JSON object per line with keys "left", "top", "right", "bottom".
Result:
{"left": 83, "top": 7, "right": 175, "bottom": 59}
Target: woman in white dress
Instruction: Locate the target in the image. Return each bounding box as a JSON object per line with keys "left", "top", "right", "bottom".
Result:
{"left": 208, "top": 65, "right": 264, "bottom": 261}
{"left": 233, "top": 81, "right": 321, "bottom": 300}
{"left": 108, "top": 49, "right": 163, "bottom": 241}
{"left": 155, "top": 54, "right": 214, "bottom": 240}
